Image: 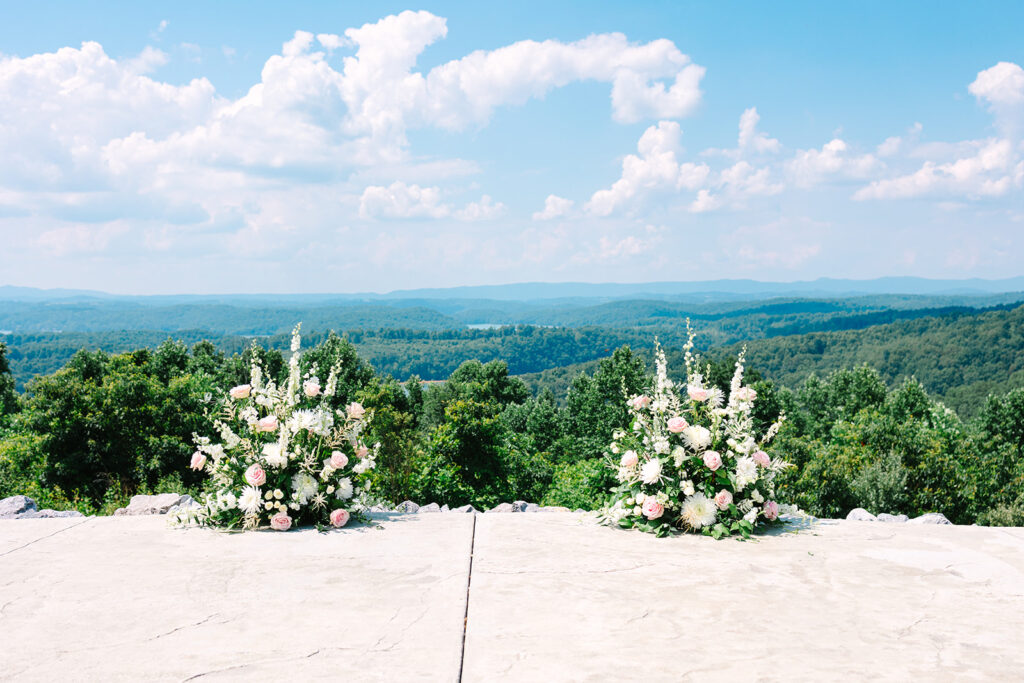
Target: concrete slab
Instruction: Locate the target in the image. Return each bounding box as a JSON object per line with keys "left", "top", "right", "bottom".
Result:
{"left": 462, "top": 514, "right": 1024, "bottom": 681}
{"left": 0, "top": 514, "right": 473, "bottom": 682}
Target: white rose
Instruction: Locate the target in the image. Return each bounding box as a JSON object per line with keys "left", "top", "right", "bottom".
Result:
{"left": 682, "top": 480, "right": 695, "bottom": 496}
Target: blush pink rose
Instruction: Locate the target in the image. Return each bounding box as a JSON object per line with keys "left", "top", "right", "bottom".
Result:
{"left": 667, "top": 416, "right": 688, "bottom": 433}
{"left": 330, "top": 450, "right": 349, "bottom": 469}
{"left": 347, "top": 402, "right": 366, "bottom": 419}
{"left": 619, "top": 450, "right": 639, "bottom": 468}
{"left": 189, "top": 451, "right": 207, "bottom": 470}
{"left": 763, "top": 501, "right": 779, "bottom": 521}
{"left": 229, "top": 384, "right": 251, "bottom": 400}
{"left": 270, "top": 512, "right": 292, "bottom": 531}
{"left": 714, "top": 489, "right": 733, "bottom": 510}
{"left": 629, "top": 395, "right": 651, "bottom": 410}
{"left": 356, "top": 445, "right": 369, "bottom": 459}
{"left": 688, "top": 386, "right": 710, "bottom": 402}
{"left": 257, "top": 415, "right": 279, "bottom": 432}
{"left": 245, "top": 463, "right": 266, "bottom": 487}
{"left": 642, "top": 498, "right": 664, "bottom": 520}
{"left": 329, "top": 508, "right": 350, "bottom": 527}
{"left": 734, "top": 387, "right": 757, "bottom": 402}
{"left": 703, "top": 450, "right": 722, "bottom": 471}
{"left": 303, "top": 379, "right": 321, "bottom": 397}
{"left": 753, "top": 450, "right": 771, "bottom": 467}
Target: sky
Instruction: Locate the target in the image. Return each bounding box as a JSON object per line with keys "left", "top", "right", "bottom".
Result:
{"left": 1, "top": 1, "right": 1023, "bottom": 294}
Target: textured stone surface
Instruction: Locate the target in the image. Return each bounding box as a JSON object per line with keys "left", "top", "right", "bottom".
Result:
{"left": 878, "top": 513, "right": 911, "bottom": 523}
{"left": 394, "top": 500, "right": 420, "bottom": 513}
{"left": 15, "top": 509, "right": 85, "bottom": 519}
{"left": 452, "top": 504, "right": 477, "bottom": 514}
{"left": 0, "top": 495, "right": 37, "bottom": 518}
{"left": 910, "top": 512, "right": 953, "bottom": 525}
{"left": 0, "top": 514, "right": 472, "bottom": 681}
{"left": 487, "top": 503, "right": 514, "bottom": 513}
{"left": 462, "top": 514, "right": 1024, "bottom": 680}
{"left": 847, "top": 507, "right": 878, "bottom": 521}
{"left": 417, "top": 502, "right": 441, "bottom": 513}
{"left": 114, "top": 493, "right": 190, "bottom": 516}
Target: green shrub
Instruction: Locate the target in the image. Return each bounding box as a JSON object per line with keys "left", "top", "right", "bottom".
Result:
{"left": 541, "top": 458, "right": 613, "bottom": 510}
{"left": 851, "top": 452, "right": 908, "bottom": 515}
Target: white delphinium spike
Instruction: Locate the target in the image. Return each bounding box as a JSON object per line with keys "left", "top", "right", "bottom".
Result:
{"left": 728, "top": 348, "right": 746, "bottom": 411}
{"left": 324, "top": 363, "right": 340, "bottom": 398}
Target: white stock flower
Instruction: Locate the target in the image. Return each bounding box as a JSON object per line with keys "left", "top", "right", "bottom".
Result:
{"left": 680, "top": 493, "right": 717, "bottom": 529}
{"left": 734, "top": 457, "right": 758, "bottom": 490}
{"left": 750, "top": 489, "right": 764, "bottom": 503}
{"left": 681, "top": 480, "right": 695, "bottom": 496}
{"left": 291, "top": 472, "right": 319, "bottom": 505}
{"left": 653, "top": 437, "right": 670, "bottom": 454}
{"left": 336, "top": 477, "right": 354, "bottom": 500}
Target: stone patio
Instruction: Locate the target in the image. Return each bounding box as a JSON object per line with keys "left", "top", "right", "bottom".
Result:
{"left": 1, "top": 513, "right": 1022, "bottom": 681}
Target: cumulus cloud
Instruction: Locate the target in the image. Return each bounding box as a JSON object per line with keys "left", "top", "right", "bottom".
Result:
{"left": 969, "top": 61, "right": 1024, "bottom": 134}
{"left": 533, "top": 194, "right": 574, "bottom": 220}
{"left": 737, "top": 107, "right": 780, "bottom": 154}
{"left": 586, "top": 121, "right": 709, "bottom": 216}
{"left": 787, "top": 139, "right": 879, "bottom": 187}
{"left": 358, "top": 181, "right": 502, "bottom": 220}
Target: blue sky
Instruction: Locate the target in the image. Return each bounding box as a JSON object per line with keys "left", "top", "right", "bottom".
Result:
{"left": 1, "top": 1, "right": 1023, "bottom": 293}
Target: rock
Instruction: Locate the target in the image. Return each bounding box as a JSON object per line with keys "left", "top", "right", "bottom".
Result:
{"left": 113, "top": 493, "right": 189, "bottom": 516}
{"left": 846, "top": 508, "right": 878, "bottom": 522}
{"left": 369, "top": 504, "right": 391, "bottom": 513}
{"left": 167, "top": 495, "right": 201, "bottom": 514}
{"left": 440, "top": 504, "right": 450, "bottom": 512}
{"left": 0, "top": 495, "right": 38, "bottom": 518}
{"left": 487, "top": 503, "right": 514, "bottom": 513}
{"left": 17, "top": 509, "right": 85, "bottom": 519}
{"left": 394, "top": 500, "right": 420, "bottom": 513}
{"left": 539, "top": 506, "right": 570, "bottom": 513}
{"left": 909, "top": 512, "right": 952, "bottom": 525}
{"left": 418, "top": 503, "right": 441, "bottom": 513}
{"left": 877, "top": 513, "right": 910, "bottom": 523}
{"left": 452, "top": 505, "right": 477, "bottom": 514}
{"left": 523, "top": 503, "right": 540, "bottom": 513}
{"left": 573, "top": 509, "right": 586, "bottom": 514}
{"left": 511, "top": 501, "right": 531, "bottom": 512}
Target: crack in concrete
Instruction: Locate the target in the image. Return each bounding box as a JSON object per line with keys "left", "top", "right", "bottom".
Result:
{"left": 0, "top": 518, "right": 91, "bottom": 557}
{"left": 180, "top": 648, "right": 343, "bottom": 682}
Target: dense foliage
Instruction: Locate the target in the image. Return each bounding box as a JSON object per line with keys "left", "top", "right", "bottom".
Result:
{"left": 0, "top": 327, "right": 1022, "bottom": 526}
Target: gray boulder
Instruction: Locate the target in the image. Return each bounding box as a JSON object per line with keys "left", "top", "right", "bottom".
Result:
{"left": 452, "top": 504, "right": 477, "bottom": 514}
{"left": 511, "top": 501, "right": 531, "bottom": 512}
{"left": 846, "top": 508, "right": 878, "bottom": 522}
{"left": 0, "top": 495, "right": 38, "bottom": 518}
{"left": 487, "top": 503, "right": 514, "bottom": 513}
{"left": 394, "top": 500, "right": 420, "bottom": 513}
{"left": 440, "top": 504, "right": 450, "bottom": 512}
{"left": 369, "top": 504, "right": 391, "bottom": 513}
{"left": 523, "top": 503, "right": 540, "bottom": 513}
{"left": 167, "top": 495, "right": 201, "bottom": 514}
{"left": 909, "top": 512, "right": 953, "bottom": 525}
{"left": 539, "top": 505, "right": 570, "bottom": 513}
{"left": 417, "top": 502, "right": 441, "bottom": 513}
{"left": 114, "top": 493, "right": 190, "bottom": 516}
{"left": 17, "top": 509, "right": 85, "bottom": 519}
{"left": 877, "top": 513, "right": 910, "bottom": 523}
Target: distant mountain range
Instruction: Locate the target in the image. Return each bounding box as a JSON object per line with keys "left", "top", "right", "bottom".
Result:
{"left": 5, "top": 277, "right": 1024, "bottom": 304}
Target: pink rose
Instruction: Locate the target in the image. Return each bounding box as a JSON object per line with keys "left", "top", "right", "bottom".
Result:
{"left": 703, "top": 450, "right": 722, "bottom": 471}
{"left": 356, "top": 445, "right": 369, "bottom": 459}
{"left": 330, "top": 450, "right": 349, "bottom": 469}
{"left": 629, "top": 395, "right": 651, "bottom": 410}
{"left": 619, "top": 450, "right": 639, "bottom": 468}
{"left": 667, "top": 416, "right": 688, "bottom": 433}
{"left": 753, "top": 450, "right": 771, "bottom": 467}
{"left": 688, "top": 386, "right": 710, "bottom": 402}
{"left": 189, "top": 451, "right": 207, "bottom": 470}
{"left": 734, "top": 387, "right": 757, "bottom": 402}
{"left": 714, "top": 489, "right": 733, "bottom": 510}
{"left": 763, "top": 501, "right": 779, "bottom": 521}
{"left": 642, "top": 498, "right": 664, "bottom": 520}
{"left": 245, "top": 463, "right": 266, "bottom": 487}
{"left": 257, "top": 415, "right": 278, "bottom": 432}
{"left": 229, "top": 384, "right": 251, "bottom": 400}
{"left": 303, "top": 379, "right": 321, "bottom": 397}
{"left": 329, "top": 508, "right": 350, "bottom": 527}
{"left": 347, "top": 402, "right": 366, "bottom": 419}
{"left": 270, "top": 512, "right": 292, "bottom": 531}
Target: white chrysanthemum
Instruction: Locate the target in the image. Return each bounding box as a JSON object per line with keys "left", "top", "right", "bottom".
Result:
{"left": 640, "top": 458, "right": 663, "bottom": 484}
{"left": 336, "top": 477, "right": 354, "bottom": 500}
{"left": 680, "top": 493, "right": 717, "bottom": 529}
{"left": 671, "top": 446, "right": 687, "bottom": 467}
{"left": 262, "top": 443, "right": 288, "bottom": 469}
{"left": 682, "top": 425, "right": 712, "bottom": 451}
{"left": 291, "top": 472, "right": 319, "bottom": 505}
{"left": 238, "top": 486, "right": 261, "bottom": 515}
{"left": 734, "top": 456, "right": 758, "bottom": 490}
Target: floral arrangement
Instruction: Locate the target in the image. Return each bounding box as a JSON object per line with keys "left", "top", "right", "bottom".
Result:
{"left": 174, "top": 325, "right": 378, "bottom": 531}
{"left": 601, "top": 330, "right": 791, "bottom": 539}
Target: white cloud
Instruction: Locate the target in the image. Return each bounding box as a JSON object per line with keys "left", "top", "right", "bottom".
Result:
{"left": 688, "top": 189, "right": 721, "bottom": 213}
{"left": 969, "top": 61, "right": 1024, "bottom": 136}
{"left": 532, "top": 194, "right": 574, "bottom": 220}
{"left": 358, "top": 181, "right": 449, "bottom": 219}
{"left": 787, "top": 139, "right": 879, "bottom": 187}
{"left": 737, "top": 107, "right": 780, "bottom": 154}
{"left": 455, "top": 195, "right": 505, "bottom": 221}
{"left": 586, "top": 121, "right": 709, "bottom": 216}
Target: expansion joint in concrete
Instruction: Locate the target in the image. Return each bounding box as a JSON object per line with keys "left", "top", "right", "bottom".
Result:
{"left": 456, "top": 513, "right": 476, "bottom": 683}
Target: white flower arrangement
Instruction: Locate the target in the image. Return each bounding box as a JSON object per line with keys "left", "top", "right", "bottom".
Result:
{"left": 600, "top": 325, "right": 791, "bottom": 539}
{"left": 174, "top": 324, "right": 377, "bottom": 531}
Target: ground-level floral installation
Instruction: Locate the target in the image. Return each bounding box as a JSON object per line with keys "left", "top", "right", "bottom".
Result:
{"left": 173, "top": 325, "right": 377, "bottom": 531}
{"left": 601, "top": 328, "right": 793, "bottom": 538}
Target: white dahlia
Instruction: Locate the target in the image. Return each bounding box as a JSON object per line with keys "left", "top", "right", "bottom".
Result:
{"left": 237, "top": 486, "right": 262, "bottom": 515}
{"left": 681, "top": 425, "right": 712, "bottom": 451}
{"left": 680, "top": 493, "right": 717, "bottom": 529}
{"left": 640, "top": 458, "right": 663, "bottom": 484}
